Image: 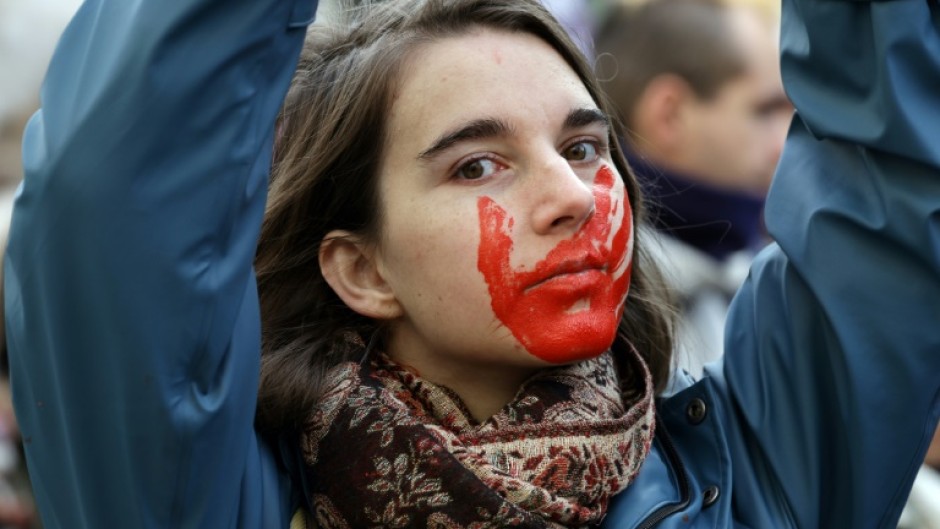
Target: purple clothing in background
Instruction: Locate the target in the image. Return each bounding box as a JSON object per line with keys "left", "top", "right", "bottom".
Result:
{"left": 541, "top": 0, "right": 597, "bottom": 59}
{"left": 625, "top": 151, "right": 767, "bottom": 261}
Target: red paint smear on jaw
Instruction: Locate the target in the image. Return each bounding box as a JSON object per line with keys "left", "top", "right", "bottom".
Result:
{"left": 477, "top": 166, "right": 633, "bottom": 364}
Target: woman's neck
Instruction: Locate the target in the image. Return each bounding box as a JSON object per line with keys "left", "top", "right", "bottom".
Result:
{"left": 388, "top": 352, "right": 540, "bottom": 423}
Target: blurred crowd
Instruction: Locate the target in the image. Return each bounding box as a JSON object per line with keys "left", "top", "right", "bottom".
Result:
{"left": 1, "top": 0, "right": 936, "bottom": 528}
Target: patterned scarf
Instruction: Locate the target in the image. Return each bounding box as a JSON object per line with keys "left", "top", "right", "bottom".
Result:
{"left": 300, "top": 348, "right": 655, "bottom": 529}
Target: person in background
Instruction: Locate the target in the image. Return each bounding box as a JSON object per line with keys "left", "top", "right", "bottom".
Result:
{"left": 599, "top": 6, "right": 940, "bottom": 526}
{"left": 595, "top": 0, "right": 792, "bottom": 376}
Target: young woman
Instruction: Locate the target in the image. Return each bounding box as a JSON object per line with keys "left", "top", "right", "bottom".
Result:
{"left": 5, "top": 0, "right": 939, "bottom": 528}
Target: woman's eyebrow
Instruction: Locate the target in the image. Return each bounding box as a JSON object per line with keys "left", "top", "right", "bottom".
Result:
{"left": 564, "top": 107, "right": 609, "bottom": 131}
{"left": 418, "top": 118, "right": 513, "bottom": 161}
{"left": 416, "top": 108, "right": 609, "bottom": 162}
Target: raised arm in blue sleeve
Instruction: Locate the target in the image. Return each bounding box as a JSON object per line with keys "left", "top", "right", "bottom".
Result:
{"left": 4, "top": 0, "right": 316, "bottom": 527}
{"left": 717, "top": 1, "right": 940, "bottom": 528}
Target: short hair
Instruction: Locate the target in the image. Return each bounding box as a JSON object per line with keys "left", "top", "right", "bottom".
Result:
{"left": 595, "top": 0, "right": 748, "bottom": 128}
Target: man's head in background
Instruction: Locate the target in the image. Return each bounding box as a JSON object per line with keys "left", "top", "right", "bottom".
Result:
{"left": 596, "top": 0, "right": 792, "bottom": 194}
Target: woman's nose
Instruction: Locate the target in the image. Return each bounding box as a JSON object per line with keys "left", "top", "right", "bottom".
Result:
{"left": 528, "top": 158, "right": 596, "bottom": 235}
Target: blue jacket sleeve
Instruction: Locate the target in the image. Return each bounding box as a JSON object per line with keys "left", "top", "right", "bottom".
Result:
{"left": 717, "top": 1, "right": 940, "bottom": 528}
{"left": 4, "top": 1, "right": 316, "bottom": 527}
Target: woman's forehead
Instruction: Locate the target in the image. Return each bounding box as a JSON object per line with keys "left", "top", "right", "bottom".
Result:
{"left": 385, "top": 28, "right": 598, "bottom": 150}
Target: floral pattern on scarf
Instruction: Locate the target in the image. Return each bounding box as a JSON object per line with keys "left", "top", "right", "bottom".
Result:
{"left": 301, "top": 349, "right": 655, "bottom": 529}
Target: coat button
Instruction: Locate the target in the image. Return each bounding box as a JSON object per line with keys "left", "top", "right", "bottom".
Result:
{"left": 686, "top": 397, "right": 707, "bottom": 425}
{"left": 702, "top": 485, "right": 720, "bottom": 508}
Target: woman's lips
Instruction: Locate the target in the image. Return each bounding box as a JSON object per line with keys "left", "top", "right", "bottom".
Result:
{"left": 524, "top": 263, "right": 608, "bottom": 294}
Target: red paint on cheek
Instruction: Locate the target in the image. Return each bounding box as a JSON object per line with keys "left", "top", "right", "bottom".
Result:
{"left": 477, "top": 166, "right": 633, "bottom": 364}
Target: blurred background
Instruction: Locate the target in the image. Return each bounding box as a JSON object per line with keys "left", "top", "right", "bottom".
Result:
{"left": 0, "top": 0, "right": 81, "bottom": 235}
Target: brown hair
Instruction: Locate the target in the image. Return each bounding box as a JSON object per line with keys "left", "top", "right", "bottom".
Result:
{"left": 254, "top": 0, "right": 675, "bottom": 436}
{"left": 595, "top": 0, "right": 749, "bottom": 129}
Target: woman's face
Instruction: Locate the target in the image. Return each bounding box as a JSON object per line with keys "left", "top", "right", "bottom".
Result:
{"left": 374, "top": 28, "right": 632, "bottom": 384}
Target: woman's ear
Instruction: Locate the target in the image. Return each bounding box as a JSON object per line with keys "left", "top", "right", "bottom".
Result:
{"left": 319, "top": 230, "right": 403, "bottom": 320}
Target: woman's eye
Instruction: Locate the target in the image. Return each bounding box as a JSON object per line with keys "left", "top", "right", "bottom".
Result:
{"left": 456, "top": 158, "right": 501, "bottom": 180}
{"left": 563, "top": 141, "right": 599, "bottom": 162}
